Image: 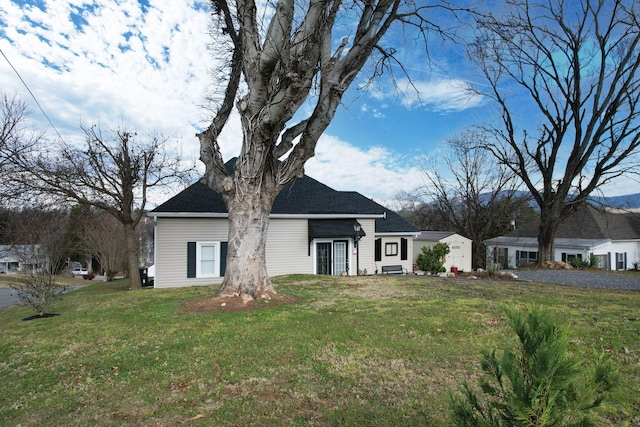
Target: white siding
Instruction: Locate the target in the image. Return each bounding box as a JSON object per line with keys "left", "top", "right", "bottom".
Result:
{"left": 265, "top": 219, "right": 313, "bottom": 276}
{"left": 154, "top": 218, "right": 228, "bottom": 288}
{"left": 154, "top": 216, "right": 416, "bottom": 288}
{"left": 155, "top": 217, "right": 330, "bottom": 288}
{"left": 375, "top": 234, "right": 413, "bottom": 274}
{"left": 356, "top": 219, "right": 376, "bottom": 275}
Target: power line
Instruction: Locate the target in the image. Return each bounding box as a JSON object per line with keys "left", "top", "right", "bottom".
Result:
{"left": 0, "top": 47, "right": 65, "bottom": 142}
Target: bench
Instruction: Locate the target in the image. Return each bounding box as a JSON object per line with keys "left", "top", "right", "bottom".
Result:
{"left": 381, "top": 265, "right": 406, "bottom": 275}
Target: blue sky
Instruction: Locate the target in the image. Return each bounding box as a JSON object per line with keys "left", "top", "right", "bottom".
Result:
{"left": 2, "top": 1, "right": 631, "bottom": 207}
{"left": 0, "top": 0, "right": 493, "bottom": 206}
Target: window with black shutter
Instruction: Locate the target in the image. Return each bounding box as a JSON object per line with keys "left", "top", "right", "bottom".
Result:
{"left": 187, "top": 242, "right": 196, "bottom": 278}
{"left": 401, "top": 238, "right": 408, "bottom": 260}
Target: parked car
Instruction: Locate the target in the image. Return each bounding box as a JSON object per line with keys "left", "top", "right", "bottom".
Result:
{"left": 71, "top": 268, "right": 89, "bottom": 276}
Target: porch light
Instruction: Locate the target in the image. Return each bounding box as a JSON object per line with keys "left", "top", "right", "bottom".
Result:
{"left": 354, "top": 224, "right": 361, "bottom": 275}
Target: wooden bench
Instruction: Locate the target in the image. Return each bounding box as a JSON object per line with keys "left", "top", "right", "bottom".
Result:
{"left": 381, "top": 265, "right": 406, "bottom": 275}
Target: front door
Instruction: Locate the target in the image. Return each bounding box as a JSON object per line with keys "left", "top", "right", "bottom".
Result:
{"left": 333, "top": 241, "right": 348, "bottom": 275}
{"left": 316, "top": 241, "right": 349, "bottom": 275}
{"left": 317, "top": 242, "right": 331, "bottom": 275}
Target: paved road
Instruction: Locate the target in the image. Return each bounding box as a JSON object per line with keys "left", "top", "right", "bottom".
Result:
{"left": 0, "top": 287, "right": 23, "bottom": 309}
{"left": 509, "top": 269, "right": 640, "bottom": 291}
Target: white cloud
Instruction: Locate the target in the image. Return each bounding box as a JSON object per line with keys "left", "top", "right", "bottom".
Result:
{"left": 367, "top": 77, "right": 484, "bottom": 113}
{"left": 0, "top": 2, "right": 467, "bottom": 210}
{"left": 1, "top": 0, "right": 212, "bottom": 155}
{"left": 305, "top": 134, "right": 424, "bottom": 206}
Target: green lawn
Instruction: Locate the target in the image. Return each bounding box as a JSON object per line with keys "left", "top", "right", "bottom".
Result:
{"left": 1, "top": 275, "right": 638, "bottom": 426}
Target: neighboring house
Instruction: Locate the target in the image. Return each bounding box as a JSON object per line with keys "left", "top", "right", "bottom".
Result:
{"left": 150, "top": 161, "right": 417, "bottom": 288}
{"left": 413, "top": 231, "right": 473, "bottom": 273}
{"left": 484, "top": 204, "right": 640, "bottom": 270}
{"left": 0, "top": 245, "right": 47, "bottom": 274}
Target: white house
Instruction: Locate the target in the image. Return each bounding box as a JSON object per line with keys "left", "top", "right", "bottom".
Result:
{"left": 149, "top": 160, "right": 417, "bottom": 288}
{"left": 484, "top": 204, "right": 640, "bottom": 270}
{"left": 412, "top": 231, "right": 473, "bottom": 273}
{"left": 0, "top": 245, "right": 47, "bottom": 274}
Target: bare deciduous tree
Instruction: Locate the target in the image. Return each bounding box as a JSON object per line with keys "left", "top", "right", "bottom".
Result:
{"left": 469, "top": 0, "right": 640, "bottom": 262}
{"left": 7, "top": 209, "right": 71, "bottom": 317}
{"left": 12, "top": 125, "right": 193, "bottom": 289}
{"left": 200, "top": 0, "right": 465, "bottom": 299}
{"left": 82, "top": 210, "right": 128, "bottom": 281}
{"left": 0, "top": 93, "right": 42, "bottom": 202}
{"left": 418, "top": 131, "right": 536, "bottom": 269}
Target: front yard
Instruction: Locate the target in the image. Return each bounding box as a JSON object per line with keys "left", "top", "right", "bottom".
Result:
{"left": 0, "top": 274, "right": 638, "bottom": 426}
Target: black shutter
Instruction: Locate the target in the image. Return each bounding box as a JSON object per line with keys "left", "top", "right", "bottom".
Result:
{"left": 375, "top": 238, "right": 382, "bottom": 261}
{"left": 187, "top": 242, "right": 196, "bottom": 278}
{"left": 401, "top": 238, "right": 408, "bottom": 260}
{"left": 220, "top": 242, "right": 228, "bottom": 276}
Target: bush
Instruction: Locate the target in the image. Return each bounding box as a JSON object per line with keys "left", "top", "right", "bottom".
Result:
{"left": 568, "top": 257, "right": 590, "bottom": 269}
{"left": 10, "top": 273, "right": 69, "bottom": 316}
{"left": 448, "top": 305, "right": 618, "bottom": 427}
{"left": 486, "top": 264, "right": 502, "bottom": 277}
{"left": 415, "top": 243, "right": 450, "bottom": 274}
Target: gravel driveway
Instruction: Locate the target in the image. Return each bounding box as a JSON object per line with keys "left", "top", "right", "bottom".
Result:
{"left": 509, "top": 269, "right": 640, "bottom": 291}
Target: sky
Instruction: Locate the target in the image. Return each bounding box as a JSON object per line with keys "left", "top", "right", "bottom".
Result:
{"left": 1, "top": 1, "right": 634, "bottom": 209}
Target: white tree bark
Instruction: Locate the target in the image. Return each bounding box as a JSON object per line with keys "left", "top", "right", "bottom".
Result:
{"left": 199, "top": 0, "right": 432, "bottom": 300}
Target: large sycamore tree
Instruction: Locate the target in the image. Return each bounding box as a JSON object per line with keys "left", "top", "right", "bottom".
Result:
{"left": 199, "top": 0, "right": 460, "bottom": 299}
{"left": 469, "top": 0, "right": 640, "bottom": 262}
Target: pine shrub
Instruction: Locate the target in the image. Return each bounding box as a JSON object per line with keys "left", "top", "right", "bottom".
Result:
{"left": 416, "top": 242, "right": 450, "bottom": 274}
{"left": 448, "top": 305, "right": 618, "bottom": 426}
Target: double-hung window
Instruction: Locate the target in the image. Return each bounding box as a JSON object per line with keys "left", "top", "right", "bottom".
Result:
{"left": 188, "top": 241, "right": 226, "bottom": 278}
{"left": 197, "top": 242, "right": 219, "bottom": 277}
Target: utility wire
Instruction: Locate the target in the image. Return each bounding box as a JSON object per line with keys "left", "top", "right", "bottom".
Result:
{"left": 1, "top": 47, "right": 65, "bottom": 142}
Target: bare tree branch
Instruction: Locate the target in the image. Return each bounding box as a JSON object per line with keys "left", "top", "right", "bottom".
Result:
{"left": 9, "top": 125, "right": 195, "bottom": 289}
{"left": 195, "top": 0, "right": 471, "bottom": 298}
{"left": 469, "top": 0, "right": 640, "bottom": 261}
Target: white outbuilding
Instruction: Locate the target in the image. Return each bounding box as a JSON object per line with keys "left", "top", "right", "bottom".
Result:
{"left": 413, "top": 231, "right": 473, "bottom": 273}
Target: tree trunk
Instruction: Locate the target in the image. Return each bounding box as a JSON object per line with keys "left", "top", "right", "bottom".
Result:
{"left": 537, "top": 214, "right": 560, "bottom": 264}
{"left": 217, "top": 190, "right": 277, "bottom": 299}
{"left": 124, "top": 223, "right": 142, "bottom": 290}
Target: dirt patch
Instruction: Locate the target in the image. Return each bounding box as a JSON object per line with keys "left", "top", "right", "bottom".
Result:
{"left": 177, "top": 293, "right": 302, "bottom": 314}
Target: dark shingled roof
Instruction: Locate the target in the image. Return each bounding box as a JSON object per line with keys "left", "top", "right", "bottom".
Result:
{"left": 505, "top": 204, "right": 640, "bottom": 240}
{"left": 152, "top": 160, "right": 417, "bottom": 234}
{"left": 415, "top": 231, "right": 457, "bottom": 241}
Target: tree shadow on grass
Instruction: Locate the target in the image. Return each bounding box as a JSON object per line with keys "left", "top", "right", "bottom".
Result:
{"left": 22, "top": 313, "right": 60, "bottom": 321}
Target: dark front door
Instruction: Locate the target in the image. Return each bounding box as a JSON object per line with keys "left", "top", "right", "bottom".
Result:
{"left": 317, "top": 242, "right": 331, "bottom": 275}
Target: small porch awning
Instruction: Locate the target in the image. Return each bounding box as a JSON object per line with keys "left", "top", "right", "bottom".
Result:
{"left": 308, "top": 219, "right": 366, "bottom": 242}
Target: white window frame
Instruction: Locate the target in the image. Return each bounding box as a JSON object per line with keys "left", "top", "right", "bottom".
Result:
{"left": 197, "top": 242, "right": 220, "bottom": 278}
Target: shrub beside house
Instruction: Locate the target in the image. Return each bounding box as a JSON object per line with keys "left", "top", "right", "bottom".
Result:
{"left": 412, "top": 231, "right": 472, "bottom": 273}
